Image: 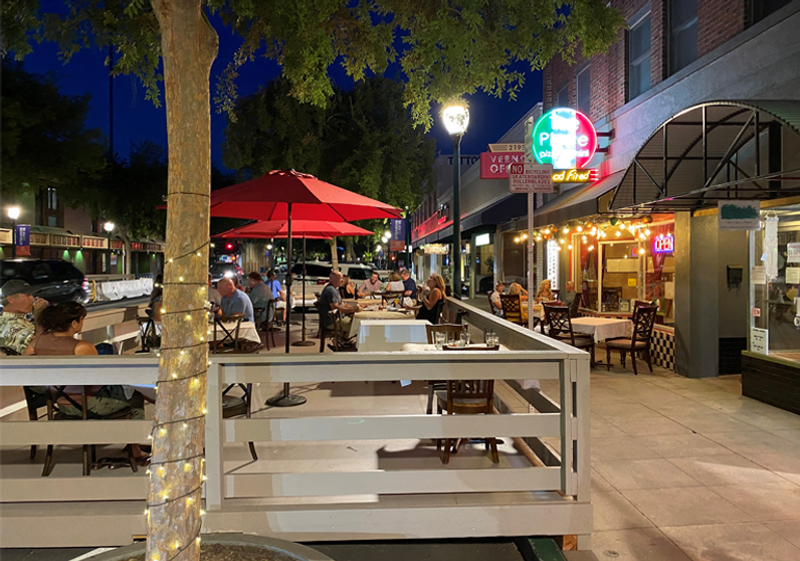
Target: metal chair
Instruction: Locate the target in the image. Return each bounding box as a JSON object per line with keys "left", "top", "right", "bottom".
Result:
{"left": 318, "top": 307, "right": 336, "bottom": 353}
{"left": 605, "top": 305, "right": 658, "bottom": 375}
{"left": 436, "top": 379, "right": 498, "bottom": 465}
{"left": 136, "top": 309, "right": 160, "bottom": 353}
{"left": 381, "top": 291, "right": 405, "bottom": 307}
{"left": 569, "top": 293, "right": 581, "bottom": 318}
{"left": 543, "top": 303, "right": 596, "bottom": 367}
{"left": 222, "top": 383, "right": 258, "bottom": 461}
{"left": 210, "top": 313, "right": 244, "bottom": 353}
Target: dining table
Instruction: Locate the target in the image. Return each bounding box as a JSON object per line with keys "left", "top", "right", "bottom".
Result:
{"left": 208, "top": 320, "right": 262, "bottom": 344}
{"left": 358, "top": 319, "right": 430, "bottom": 352}
{"left": 570, "top": 317, "right": 632, "bottom": 343}
{"left": 348, "top": 309, "right": 416, "bottom": 338}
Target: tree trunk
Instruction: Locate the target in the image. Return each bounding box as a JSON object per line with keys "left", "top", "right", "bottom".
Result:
{"left": 330, "top": 237, "right": 339, "bottom": 270}
{"left": 344, "top": 237, "right": 355, "bottom": 263}
{"left": 148, "top": 1, "right": 217, "bottom": 560}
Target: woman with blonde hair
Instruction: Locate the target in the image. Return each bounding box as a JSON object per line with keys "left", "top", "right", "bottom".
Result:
{"left": 416, "top": 273, "right": 445, "bottom": 324}
{"left": 385, "top": 270, "right": 405, "bottom": 292}
{"left": 508, "top": 282, "right": 530, "bottom": 322}
{"left": 535, "top": 279, "right": 554, "bottom": 303}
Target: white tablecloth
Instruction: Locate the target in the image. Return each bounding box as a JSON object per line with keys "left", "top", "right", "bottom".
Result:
{"left": 399, "top": 343, "right": 539, "bottom": 390}
{"left": 571, "top": 317, "right": 632, "bottom": 343}
{"left": 358, "top": 320, "right": 431, "bottom": 352}
{"left": 208, "top": 321, "right": 261, "bottom": 344}
{"left": 349, "top": 310, "right": 415, "bottom": 338}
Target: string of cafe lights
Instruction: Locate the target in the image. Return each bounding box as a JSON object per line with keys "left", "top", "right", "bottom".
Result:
{"left": 145, "top": 232, "right": 214, "bottom": 560}
{"left": 513, "top": 216, "right": 655, "bottom": 255}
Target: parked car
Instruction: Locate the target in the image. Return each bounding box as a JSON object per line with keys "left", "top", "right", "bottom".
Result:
{"left": 0, "top": 259, "right": 89, "bottom": 306}
{"left": 209, "top": 261, "right": 243, "bottom": 286}
{"left": 290, "top": 261, "right": 375, "bottom": 296}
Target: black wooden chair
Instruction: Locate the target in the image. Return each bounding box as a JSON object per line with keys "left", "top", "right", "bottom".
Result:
{"left": 500, "top": 294, "right": 526, "bottom": 326}
{"left": 381, "top": 291, "right": 405, "bottom": 307}
{"left": 543, "top": 303, "right": 596, "bottom": 367}
{"left": 317, "top": 306, "right": 336, "bottom": 353}
{"left": 136, "top": 308, "right": 160, "bottom": 353}
{"left": 222, "top": 383, "right": 257, "bottom": 461}
{"left": 569, "top": 293, "right": 581, "bottom": 318}
{"left": 423, "top": 324, "right": 465, "bottom": 414}
{"left": 605, "top": 304, "right": 658, "bottom": 375}
{"left": 436, "top": 379, "right": 498, "bottom": 465}
{"left": 210, "top": 313, "right": 244, "bottom": 353}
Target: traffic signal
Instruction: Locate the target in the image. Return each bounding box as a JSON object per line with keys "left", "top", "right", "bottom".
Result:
{"left": 221, "top": 241, "right": 238, "bottom": 254}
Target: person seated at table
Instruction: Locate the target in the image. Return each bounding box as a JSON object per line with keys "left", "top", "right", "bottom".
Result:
{"left": 319, "top": 271, "right": 361, "bottom": 333}
{"left": 508, "top": 282, "right": 528, "bottom": 302}
{"left": 563, "top": 280, "right": 577, "bottom": 307}
{"left": 0, "top": 280, "right": 49, "bottom": 355}
{"left": 149, "top": 274, "right": 164, "bottom": 322}
{"left": 278, "top": 272, "right": 297, "bottom": 323}
{"left": 490, "top": 281, "right": 505, "bottom": 315}
{"left": 23, "top": 302, "right": 150, "bottom": 465}
{"left": 218, "top": 277, "right": 255, "bottom": 323}
{"left": 208, "top": 273, "right": 222, "bottom": 306}
{"left": 339, "top": 275, "right": 357, "bottom": 299}
{"left": 535, "top": 279, "right": 554, "bottom": 303}
{"left": 400, "top": 269, "right": 417, "bottom": 298}
{"left": 358, "top": 270, "right": 383, "bottom": 298}
{"left": 416, "top": 273, "right": 445, "bottom": 324}
{"left": 233, "top": 276, "right": 246, "bottom": 293}
{"left": 264, "top": 270, "right": 284, "bottom": 324}
{"left": 385, "top": 271, "right": 405, "bottom": 292}
{"left": 247, "top": 272, "right": 273, "bottom": 325}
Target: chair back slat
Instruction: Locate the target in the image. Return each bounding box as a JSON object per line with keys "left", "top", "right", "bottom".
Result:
{"left": 382, "top": 291, "right": 405, "bottom": 307}
{"left": 446, "top": 379, "right": 494, "bottom": 401}
{"left": 632, "top": 305, "right": 658, "bottom": 343}
{"left": 426, "top": 324, "right": 463, "bottom": 344}
{"left": 499, "top": 294, "right": 524, "bottom": 325}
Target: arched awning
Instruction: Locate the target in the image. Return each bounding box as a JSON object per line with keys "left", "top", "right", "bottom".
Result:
{"left": 609, "top": 100, "right": 800, "bottom": 213}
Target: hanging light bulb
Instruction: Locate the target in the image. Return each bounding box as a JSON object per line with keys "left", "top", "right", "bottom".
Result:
{"left": 620, "top": 223, "right": 626, "bottom": 230}
{"left": 568, "top": 244, "right": 573, "bottom": 249}
{"left": 559, "top": 238, "right": 565, "bottom": 244}
{"left": 588, "top": 245, "right": 595, "bottom": 251}
{"left": 563, "top": 226, "right": 570, "bottom": 234}
{"left": 638, "top": 247, "right": 645, "bottom": 256}
{"left": 576, "top": 225, "right": 584, "bottom": 233}
{"left": 645, "top": 229, "right": 651, "bottom": 236}
{"left": 616, "top": 231, "right": 622, "bottom": 237}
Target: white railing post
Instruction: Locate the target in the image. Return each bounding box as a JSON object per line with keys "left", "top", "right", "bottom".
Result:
{"left": 560, "top": 358, "right": 575, "bottom": 496}
{"left": 204, "top": 360, "right": 224, "bottom": 510}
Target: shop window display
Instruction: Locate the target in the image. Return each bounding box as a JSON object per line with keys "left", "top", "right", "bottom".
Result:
{"left": 645, "top": 222, "right": 675, "bottom": 324}
{"left": 601, "top": 237, "right": 639, "bottom": 312}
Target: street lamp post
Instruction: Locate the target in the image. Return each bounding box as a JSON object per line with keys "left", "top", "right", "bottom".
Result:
{"left": 8, "top": 206, "right": 20, "bottom": 259}
{"left": 103, "top": 221, "right": 115, "bottom": 274}
{"left": 442, "top": 101, "right": 469, "bottom": 298}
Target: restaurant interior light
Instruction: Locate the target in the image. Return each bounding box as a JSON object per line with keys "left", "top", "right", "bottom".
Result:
{"left": 7, "top": 206, "right": 20, "bottom": 220}
{"left": 441, "top": 101, "right": 470, "bottom": 136}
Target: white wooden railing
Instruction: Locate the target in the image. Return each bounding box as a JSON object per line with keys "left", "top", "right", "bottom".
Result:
{"left": 0, "top": 300, "right": 591, "bottom": 549}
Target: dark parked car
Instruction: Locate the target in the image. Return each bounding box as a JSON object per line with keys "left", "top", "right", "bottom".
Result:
{"left": 209, "top": 261, "right": 243, "bottom": 286}
{"left": 1, "top": 259, "right": 89, "bottom": 305}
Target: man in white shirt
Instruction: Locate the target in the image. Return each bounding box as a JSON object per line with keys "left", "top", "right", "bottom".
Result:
{"left": 489, "top": 281, "right": 505, "bottom": 316}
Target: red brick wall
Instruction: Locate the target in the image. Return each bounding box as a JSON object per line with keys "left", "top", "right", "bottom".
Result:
{"left": 543, "top": 0, "right": 747, "bottom": 122}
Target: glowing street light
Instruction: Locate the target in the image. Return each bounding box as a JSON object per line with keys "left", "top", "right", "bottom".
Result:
{"left": 103, "top": 222, "right": 115, "bottom": 274}
{"left": 442, "top": 99, "right": 469, "bottom": 299}
{"left": 7, "top": 207, "right": 21, "bottom": 221}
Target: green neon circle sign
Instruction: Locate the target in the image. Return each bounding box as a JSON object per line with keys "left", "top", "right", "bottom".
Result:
{"left": 531, "top": 108, "right": 598, "bottom": 169}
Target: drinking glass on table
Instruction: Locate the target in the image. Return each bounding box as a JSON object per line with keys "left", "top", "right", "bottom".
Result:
{"left": 460, "top": 332, "right": 470, "bottom": 347}
{"left": 434, "top": 332, "right": 447, "bottom": 350}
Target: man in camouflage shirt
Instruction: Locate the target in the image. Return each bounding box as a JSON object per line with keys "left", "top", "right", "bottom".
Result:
{"left": 0, "top": 280, "right": 48, "bottom": 354}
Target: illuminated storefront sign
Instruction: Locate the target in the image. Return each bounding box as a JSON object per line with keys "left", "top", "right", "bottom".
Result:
{"left": 653, "top": 233, "right": 675, "bottom": 253}
{"left": 475, "top": 233, "right": 491, "bottom": 246}
{"left": 551, "top": 169, "right": 600, "bottom": 183}
{"left": 480, "top": 151, "right": 525, "bottom": 179}
{"left": 423, "top": 243, "right": 449, "bottom": 255}
{"left": 531, "top": 108, "right": 598, "bottom": 169}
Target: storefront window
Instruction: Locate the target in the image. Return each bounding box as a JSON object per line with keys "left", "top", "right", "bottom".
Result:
{"left": 751, "top": 207, "right": 800, "bottom": 361}
{"left": 645, "top": 222, "right": 675, "bottom": 324}
{"left": 576, "top": 235, "right": 598, "bottom": 309}
{"left": 600, "top": 234, "right": 639, "bottom": 312}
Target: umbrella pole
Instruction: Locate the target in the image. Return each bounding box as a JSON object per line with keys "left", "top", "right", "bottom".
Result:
{"left": 268, "top": 205, "right": 307, "bottom": 407}
{"left": 292, "top": 234, "right": 315, "bottom": 347}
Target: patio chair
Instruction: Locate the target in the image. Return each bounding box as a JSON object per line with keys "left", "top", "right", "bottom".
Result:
{"left": 262, "top": 299, "right": 278, "bottom": 350}
{"left": 331, "top": 310, "right": 358, "bottom": 352}
{"left": 499, "top": 294, "right": 525, "bottom": 326}
{"left": 436, "top": 379, "right": 498, "bottom": 465}
{"left": 605, "top": 304, "right": 658, "bottom": 375}
{"left": 318, "top": 306, "right": 336, "bottom": 353}
{"left": 1, "top": 347, "right": 46, "bottom": 459}
{"left": 543, "top": 303, "right": 596, "bottom": 368}
{"left": 222, "top": 383, "right": 257, "bottom": 461}
{"left": 42, "top": 385, "right": 136, "bottom": 477}
{"left": 569, "top": 293, "right": 581, "bottom": 318}
{"left": 136, "top": 308, "right": 160, "bottom": 353}
{"left": 381, "top": 291, "right": 405, "bottom": 307}
{"left": 210, "top": 313, "right": 244, "bottom": 353}
{"left": 424, "top": 324, "right": 466, "bottom": 414}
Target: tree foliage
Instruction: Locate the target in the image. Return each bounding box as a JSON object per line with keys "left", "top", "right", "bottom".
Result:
{"left": 0, "top": 59, "right": 106, "bottom": 205}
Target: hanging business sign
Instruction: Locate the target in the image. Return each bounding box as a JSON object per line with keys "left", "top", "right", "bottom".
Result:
{"left": 653, "top": 233, "right": 675, "bottom": 254}
{"left": 718, "top": 201, "right": 761, "bottom": 230}
{"left": 423, "top": 243, "right": 449, "bottom": 255}
{"left": 531, "top": 108, "right": 598, "bottom": 169}
{"left": 15, "top": 225, "right": 30, "bottom": 257}
{"left": 551, "top": 169, "right": 600, "bottom": 183}
{"left": 389, "top": 219, "right": 406, "bottom": 251}
{"left": 480, "top": 151, "right": 525, "bottom": 179}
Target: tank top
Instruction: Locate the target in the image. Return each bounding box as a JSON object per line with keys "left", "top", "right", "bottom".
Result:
{"left": 33, "top": 333, "right": 102, "bottom": 396}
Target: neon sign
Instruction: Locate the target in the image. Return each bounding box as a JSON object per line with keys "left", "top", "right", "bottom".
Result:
{"left": 551, "top": 169, "right": 600, "bottom": 183}
{"left": 653, "top": 234, "right": 674, "bottom": 254}
{"left": 531, "top": 108, "right": 598, "bottom": 169}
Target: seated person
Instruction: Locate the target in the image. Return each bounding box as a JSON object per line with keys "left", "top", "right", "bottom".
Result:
{"left": 265, "top": 270, "right": 284, "bottom": 324}
{"left": 247, "top": 272, "right": 273, "bottom": 324}
{"left": 563, "top": 280, "right": 577, "bottom": 307}
{"left": 358, "top": 270, "right": 383, "bottom": 298}
{"left": 535, "top": 279, "right": 555, "bottom": 303}
{"left": 319, "top": 271, "right": 361, "bottom": 334}
{"left": 0, "top": 280, "right": 48, "bottom": 354}
{"left": 508, "top": 282, "right": 530, "bottom": 322}
{"left": 276, "top": 272, "right": 297, "bottom": 323}
{"left": 207, "top": 273, "right": 222, "bottom": 306}
{"left": 24, "top": 302, "right": 149, "bottom": 465}
{"left": 416, "top": 273, "right": 445, "bottom": 324}
{"left": 217, "top": 277, "right": 255, "bottom": 323}
{"left": 339, "top": 275, "right": 357, "bottom": 299}
{"left": 400, "top": 269, "right": 417, "bottom": 303}
{"left": 385, "top": 271, "right": 405, "bottom": 292}
{"left": 490, "top": 281, "right": 505, "bottom": 315}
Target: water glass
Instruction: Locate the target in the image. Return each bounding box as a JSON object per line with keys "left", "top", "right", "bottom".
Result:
{"left": 434, "top": 332, "right": 447, "bottom": 350}
{"left": 460, "top": 332, "right": 471, "bottom": 347}
{"left": 488, "top": 333, "right": 499, "bottom": 347}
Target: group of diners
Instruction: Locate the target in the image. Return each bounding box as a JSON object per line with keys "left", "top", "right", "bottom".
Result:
{"left": 317, "top": 270, "right": 446, "bottom": 333}
{"left": 489, "top": 278, "right": 578, "bottom": 317}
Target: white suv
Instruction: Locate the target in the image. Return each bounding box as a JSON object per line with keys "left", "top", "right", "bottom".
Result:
{"left": 290, "top": 261, "right": 377, "bottom": 296}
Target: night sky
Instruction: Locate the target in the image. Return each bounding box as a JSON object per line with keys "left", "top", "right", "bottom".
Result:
{"left": 18, "top": 14, "right": 543, "bottom": 171}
